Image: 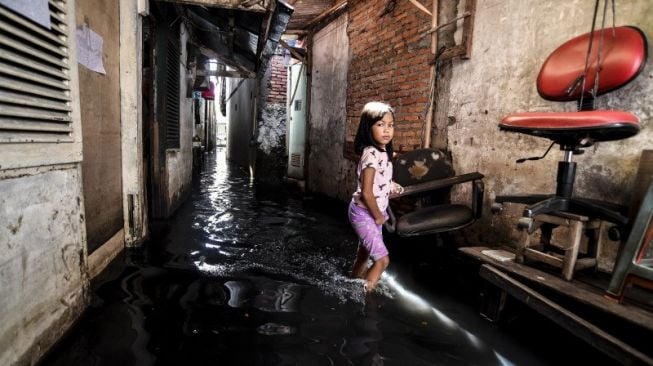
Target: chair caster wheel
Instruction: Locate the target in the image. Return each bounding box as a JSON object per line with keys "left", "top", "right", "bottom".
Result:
{"left": 491, "top": 203, "right": 503, "bottom": 214}
{"left": 517, "top": 217, "right": 533, "bottom": 231}
{"left": 608, "top": 226, "right": 623, "bottom": 242}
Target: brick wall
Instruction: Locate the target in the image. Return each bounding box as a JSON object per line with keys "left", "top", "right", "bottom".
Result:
{"left": 346, "top": 0, "right": 433, "bottom": 157}
{"left": 266, "top": 50, "right": 287, "bottom": 104}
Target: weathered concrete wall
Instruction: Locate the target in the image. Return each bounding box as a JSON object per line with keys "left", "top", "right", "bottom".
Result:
{"left": 0, "top": 1, "right": 89, "bottom": 364}
{"left": 444, "top": 1, "right": 653, "bottom": 246}
{"left": 256, "top": 49, "right": 287, "bottom": 185}
{"left": 76, "top": 0, "right": 123, "bottom": 254}
{"left": 227, "top": 78, "right": 257, "bottom": 172}
{"left": 0, "top": 166, "right": 88, "bottom": 366}
{"left": 166, "top": 23, "right": 194, "bottom": 213}
{"left": 120, "top": 0, "right": 147, "bottom": 246}
{"left": 255, "top": 103, "right": 287, "bottom": 185}
{"left": 307, "top": 14, "right": 356, "bottom": 200}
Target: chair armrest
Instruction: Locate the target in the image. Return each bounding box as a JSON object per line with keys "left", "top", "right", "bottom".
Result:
{"left": 384, "top": 206, "right": 397, "bottom": 233}
{"left": 390, "top": 172, "right": 484, "bottom": 199}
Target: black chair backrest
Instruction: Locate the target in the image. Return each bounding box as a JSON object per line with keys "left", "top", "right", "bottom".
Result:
{"left": 393, "top": 149, "right": 455, "bottom": 187}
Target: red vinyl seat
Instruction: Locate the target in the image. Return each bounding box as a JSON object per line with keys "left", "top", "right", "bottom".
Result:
{"left": 495, "top": 26, "right": 648, "bottom": 228}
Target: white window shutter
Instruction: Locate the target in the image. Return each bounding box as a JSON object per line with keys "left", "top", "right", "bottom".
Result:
{"left": 0, "top": 0, "right": 74, "bottom": 143}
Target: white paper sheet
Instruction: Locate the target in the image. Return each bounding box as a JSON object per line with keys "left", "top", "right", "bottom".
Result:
{"left": 76, "top": 25, "right": 106, "bottom": 75}
{"left": 481, "top": 249, "right": 516, "bottom": 262}
{"left": 0, "top": 0, "right": 51, "bottom": 29}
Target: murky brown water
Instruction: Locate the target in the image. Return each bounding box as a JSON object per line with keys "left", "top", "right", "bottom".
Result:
{"left": 41, "top": 150, "right": 617, "bottom": 366}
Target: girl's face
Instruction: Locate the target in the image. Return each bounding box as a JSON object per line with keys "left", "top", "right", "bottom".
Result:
{"left": 371, "top": 113, "right": 394, "bottom": 149}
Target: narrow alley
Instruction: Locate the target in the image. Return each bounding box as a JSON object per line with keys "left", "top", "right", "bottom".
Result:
{"left": 41, "top": 151, "right": 615, "bottom": 366}
{"left": 1, "top": 0, "right": 652, "bottom": 365}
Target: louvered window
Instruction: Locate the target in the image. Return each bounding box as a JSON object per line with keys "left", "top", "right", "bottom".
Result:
{"left": 164, "top": 27, "right": 180, "bottom": 149}
{"left": 0, "top": 1, "right": 73, "bottom": 143}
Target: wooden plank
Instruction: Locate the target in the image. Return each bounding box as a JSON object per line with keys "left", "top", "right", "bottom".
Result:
{"left": 562, "top": 220, "right": 584, "bottom": 280}
{"left": 407, "top": 0, "right": 432, "bottom": 16}
{"left": 524, "top": 248, "right": 563, "bottom": 267}
{"left": 459, "top": 246, "right": 653, "bottom": 332}
{"left": 480, "top": 264, "right": 653, "bottom": 365}
{"left": 421, "top": 12, "right": 470, "bottom": 37}
{"left": 279, "top": 39, "right": 307, "bottom": 63}
{"left": 303, "top": 0, "right": 347, "bottom": 29}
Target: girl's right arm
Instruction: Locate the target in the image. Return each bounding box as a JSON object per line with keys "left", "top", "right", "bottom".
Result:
{"left": 360, "top": 167, "right": 386, "bottom": 225}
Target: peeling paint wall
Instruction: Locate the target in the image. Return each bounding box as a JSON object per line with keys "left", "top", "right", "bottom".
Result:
{"left": 120, "top": 0, "right": 146, "bottom": 245}
{"left": 256, "top": 50, "right": 288, "bottom": 185}
{"left": 308, "top": 14, "right": 356, "bottom": 200}
{"left": 0, "top": 166, "right": 88, "bottom": 366}
{"left": 256, "top": 104, "right": 287, "bottom": 185}
{"left": 76, "top": 0, "right": 123, "bottom": 254}
{"left": 444, "top": 1, "right": 653, "bottom": 247}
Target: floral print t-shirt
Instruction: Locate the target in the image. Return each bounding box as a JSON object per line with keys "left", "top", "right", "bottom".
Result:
{"left": 352, "top": 146, "right": 393, "bottom": 212}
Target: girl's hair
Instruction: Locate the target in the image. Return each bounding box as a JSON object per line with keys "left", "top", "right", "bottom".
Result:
{"left": 354, "top": 101, "right": 394, "bottom": 159}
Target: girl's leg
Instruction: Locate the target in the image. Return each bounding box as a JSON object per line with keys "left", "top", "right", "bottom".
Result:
{"left": 348, "top": 202, "right": 389, "bottom": 293}
{"left": 365, "top": 255, "right": 389, "bottom": 293}
{"left": 351, "top": 245, "right": 370, "bottom": 278}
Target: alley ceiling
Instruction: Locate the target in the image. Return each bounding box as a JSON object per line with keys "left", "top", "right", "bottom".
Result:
{"left": 284, "top": 0, "right": 337, "bottom": 31}
{"left": 155, "top": 0, "right": 337, "bottom": 81}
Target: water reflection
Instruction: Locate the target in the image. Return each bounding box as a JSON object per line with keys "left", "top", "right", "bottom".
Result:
{"left": 43, "top": 150, "right": 552, "bottom": 366}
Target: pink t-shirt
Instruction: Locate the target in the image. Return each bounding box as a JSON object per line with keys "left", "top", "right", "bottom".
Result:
{"left": 352, "top": 146, "right": 393, "bottom": 212}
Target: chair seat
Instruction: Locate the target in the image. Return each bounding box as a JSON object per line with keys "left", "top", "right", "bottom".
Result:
{"left": 500, "top": 110, "right": 639, "bottom": 143}
{"left": 396, "top": 204, "right": 473, "bottom": 236}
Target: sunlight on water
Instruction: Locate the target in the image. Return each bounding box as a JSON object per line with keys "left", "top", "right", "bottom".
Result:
{"left": 383, "top": 271, "right": 514, "bottom": 363}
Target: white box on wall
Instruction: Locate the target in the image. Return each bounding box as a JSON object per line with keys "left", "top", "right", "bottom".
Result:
{"left": 137, "top": 0, "right": 149, "bottom": 16}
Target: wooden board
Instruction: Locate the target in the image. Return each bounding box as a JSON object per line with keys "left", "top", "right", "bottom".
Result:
{"left": 459, "top": 246, "right": 653, "bottom": 333}
{"left": 480, "top": 264, "right": 653, "bottom": 365}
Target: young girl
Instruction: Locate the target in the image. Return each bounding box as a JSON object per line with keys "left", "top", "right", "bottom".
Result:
{"left": 349, "top": 101, "right": 403, "bottom": 294}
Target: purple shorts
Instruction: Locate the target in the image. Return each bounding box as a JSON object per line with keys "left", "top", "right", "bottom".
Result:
{"left": 348, "top": 202, "right": 389, "bottom": 261}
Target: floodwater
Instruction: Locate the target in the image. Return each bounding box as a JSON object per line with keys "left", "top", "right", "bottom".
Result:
{"left": 42, "top": 150, "right": 617, "bottom": 366}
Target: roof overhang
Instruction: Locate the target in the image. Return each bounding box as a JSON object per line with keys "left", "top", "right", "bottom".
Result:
{"left": 158, "top": 0, "right": 272, "bottom": 13}
{"left": 157, "top": 0, "right": 293, "bottom": 79}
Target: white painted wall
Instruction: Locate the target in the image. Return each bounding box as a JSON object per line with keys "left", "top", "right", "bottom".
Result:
{"left": 120, "top": 0, "right": 147, "bottom": 246}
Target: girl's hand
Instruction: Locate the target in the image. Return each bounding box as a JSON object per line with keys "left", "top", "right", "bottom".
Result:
{"left": 375, "top": 216, "right": 387, "bottom": 225}
{"left": 391, "top": 182, "right": 404, "bottom": 194}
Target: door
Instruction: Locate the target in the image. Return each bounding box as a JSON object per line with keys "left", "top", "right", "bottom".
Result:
{"left": 287, "top": 63, "right": 307, "bottom": 180}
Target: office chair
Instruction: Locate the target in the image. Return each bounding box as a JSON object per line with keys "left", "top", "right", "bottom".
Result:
{"left": 385, "top": 149, "right": 484, "bottom": 237}
{"left": 493, "top": 26, "right": 647, "bottom": 232}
